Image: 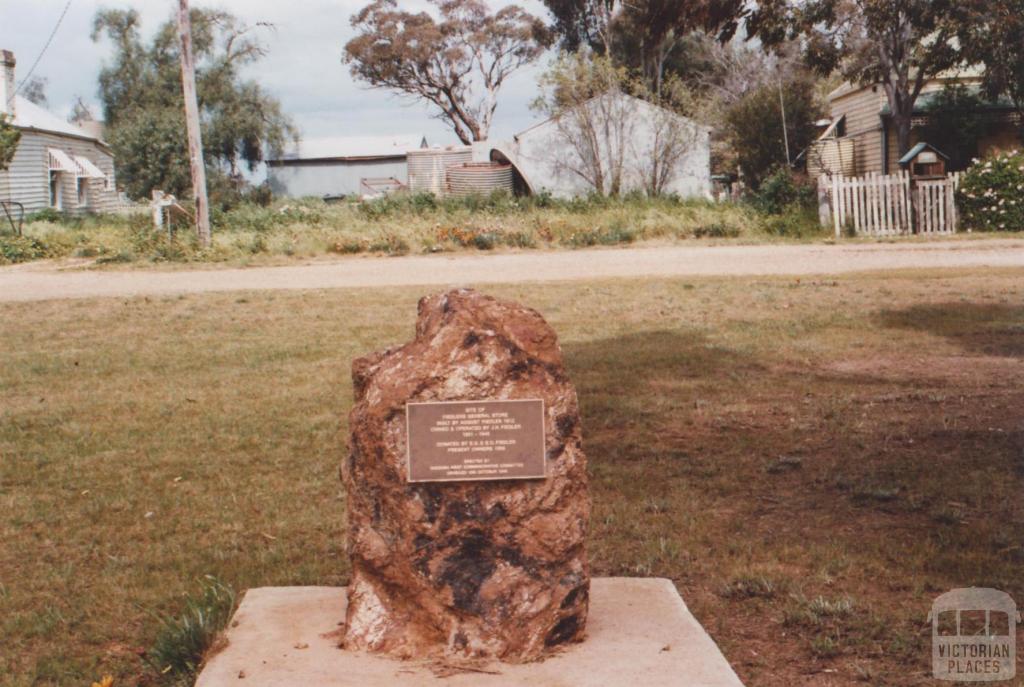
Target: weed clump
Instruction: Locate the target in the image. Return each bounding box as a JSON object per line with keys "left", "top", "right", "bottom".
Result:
{"left": 149, "top": 576, "right": 236, "bottom": 685}
{"left": 720, "top": 573, "right": 784, "bottom": 600}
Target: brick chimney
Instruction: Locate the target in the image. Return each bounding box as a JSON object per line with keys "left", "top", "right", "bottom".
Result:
{"left": 1, "top": 50, "right": 15, "bottom": 118}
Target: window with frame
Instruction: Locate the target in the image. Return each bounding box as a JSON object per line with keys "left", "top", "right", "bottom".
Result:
{"left": 49, "top": 171, "right": 62, "bottom": 209}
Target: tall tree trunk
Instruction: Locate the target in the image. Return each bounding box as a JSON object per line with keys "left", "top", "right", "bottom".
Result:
{"left": 893, "top": 110, "right": 913, "bottom": 159}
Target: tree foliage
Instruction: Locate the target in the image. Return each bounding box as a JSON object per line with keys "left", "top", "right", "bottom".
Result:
{"left": 0, "top": 114, "right": 20, "bottom": 172}
{"left": 750, "top": 0, "right": 963, "bottom": 156}
{"left": 532, "top": 53, "right": 703, "bottom": 196}
{"left": 345, "top": 0, "right": 551, "bottom": 144}
{"left": 68, "top": 97, "right": 96, "bottom": 125}
{"left": 957, "top": 0, "right": 1024, "bottom": 138}
{"left": 917, "top": 86, "right": 989, "bottom": 171}
{"left": 540, "top": 0, "right": 745, "bottom": 93}
{"left": 680, "top": 38, "right": 823, "bottom": 178}
{"left": 21, "top": 76, "right": 48, "bottom": 107}
{"left": 724, "top": 71, "right": 822, "bottom": 187}
{"left": 91, "top": 7, "right": 297, "bottom": 201}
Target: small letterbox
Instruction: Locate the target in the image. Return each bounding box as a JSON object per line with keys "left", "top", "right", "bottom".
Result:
{"left": 898, "top": 142, "right": 949, "bottom": 179}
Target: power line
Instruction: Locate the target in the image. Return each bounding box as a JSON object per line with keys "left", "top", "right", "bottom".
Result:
{"left": 14, "top": 0, "right": 74, "bottom": 97}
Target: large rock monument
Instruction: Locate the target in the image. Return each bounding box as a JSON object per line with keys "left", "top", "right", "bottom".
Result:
{"left": 195, "top": 288, "right": 745, "bottom": 686}
{"left": 342, "top": 289, "right": 589, "bottom": 662}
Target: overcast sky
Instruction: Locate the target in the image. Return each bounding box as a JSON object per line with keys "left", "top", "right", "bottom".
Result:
{"left": 0, "top": 0, "right": 552, "bottom": 147}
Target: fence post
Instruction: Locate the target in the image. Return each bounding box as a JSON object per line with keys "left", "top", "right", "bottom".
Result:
{"left": 151, "top": 190, "right": 165, "bottom": 232}
{"left": 949, "top": 179, "right": 955, "bottom": 232}
{"left": 818, "top": 175, "right": 832, "bottom": 230}
{"left": 831, "top": 175, "right": 841, "bottom": 237}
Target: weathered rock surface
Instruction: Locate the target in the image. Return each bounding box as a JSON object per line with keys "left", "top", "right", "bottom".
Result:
{"left": 342, "top": 289, "right": 589, "bottom": 662}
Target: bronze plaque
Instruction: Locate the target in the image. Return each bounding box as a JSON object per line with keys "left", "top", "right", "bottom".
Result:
{"left": 406, "top": 399, "right": 546, "bottom": 482}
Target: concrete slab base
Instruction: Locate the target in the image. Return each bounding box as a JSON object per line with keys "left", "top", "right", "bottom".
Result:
{"left": 195, "top": 577, "right": 744, "bottom": 686}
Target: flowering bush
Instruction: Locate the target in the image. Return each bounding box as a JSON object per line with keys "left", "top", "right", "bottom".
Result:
{"left": 957, "top": 150, "right": 1024, "bottom": 232}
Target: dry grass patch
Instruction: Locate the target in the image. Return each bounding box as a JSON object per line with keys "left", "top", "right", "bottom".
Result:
{"left": 1, "top": 268, "right": 1022, "bottom": 685}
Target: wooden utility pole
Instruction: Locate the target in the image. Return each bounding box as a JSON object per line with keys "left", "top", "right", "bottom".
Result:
{"left": 777, "top": 75, "right": 791, "bottom": 166}
{"left": 177, "top": 0, "right": 211, "bottom": 246}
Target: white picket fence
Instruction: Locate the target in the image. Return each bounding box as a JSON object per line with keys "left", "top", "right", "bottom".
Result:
{"left": 825, "top": 171, "right": 962, "bottom": 237}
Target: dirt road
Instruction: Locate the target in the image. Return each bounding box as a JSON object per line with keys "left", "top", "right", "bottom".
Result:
{"left": 1, "top": 239, "right": 1022, "bottom": 302}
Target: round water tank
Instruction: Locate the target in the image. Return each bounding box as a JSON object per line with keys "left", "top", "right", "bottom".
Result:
{"left": 446, "top": 162, "right": 514, "bottom": 198}
{"left": 407, "top": 147, "right": 473, "bottom": 195}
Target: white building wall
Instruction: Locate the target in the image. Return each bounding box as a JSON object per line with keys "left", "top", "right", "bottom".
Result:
{"left": 498, "top": 94, "right": 711, "bottom": 199}
{"left": 0, "top": 130, "right": 117, "bottom": 214}
{"left": 267, "top": 158, "right": 408, "bottom": 198}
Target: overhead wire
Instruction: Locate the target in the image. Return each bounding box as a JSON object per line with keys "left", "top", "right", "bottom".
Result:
{"left": 13, "top": 0, "right": 75, "bottom": 99}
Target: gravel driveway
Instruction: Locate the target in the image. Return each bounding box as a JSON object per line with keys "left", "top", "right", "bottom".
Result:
{"left": 1, "top": 239, "right": 1022, "bottom": 302}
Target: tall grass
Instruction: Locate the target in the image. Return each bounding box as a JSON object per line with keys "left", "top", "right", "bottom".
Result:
{"left": 148, "top": 577, "right": 236, "bottom": 686}
{"left": 1, "top": 191, "right": 828, "bottom": 265}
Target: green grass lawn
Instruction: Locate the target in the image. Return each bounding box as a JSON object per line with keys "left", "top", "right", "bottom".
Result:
{"left": 1, "top": 269, "right": 1022, "bottom": 686}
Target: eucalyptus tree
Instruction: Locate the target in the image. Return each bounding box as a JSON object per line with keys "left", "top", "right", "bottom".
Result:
{"left": 956, "top": 0, "right": 1024, "bottom": 137}
{"left": 91, "top": 7, "right": 296, "bottom": 200}
{"left": 344, "top": 0, "right": 552, "bottom": 144}
{"left": 540, "top": 0, "right": 745, "bottom": 94}
{"left": 749, "top": 0, "right": 964, "bottom": 156}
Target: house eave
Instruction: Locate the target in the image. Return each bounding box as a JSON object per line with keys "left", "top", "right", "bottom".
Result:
{"left": 267, "top": 153, "right": 407, "bottom": 166}
{"left": 14, "top": 124, "right": 111, "bottom": 150}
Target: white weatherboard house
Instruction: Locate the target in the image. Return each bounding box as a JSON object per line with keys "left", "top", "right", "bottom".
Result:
{"left": 0, "top": 51, "right": 118, "bottom": 215}
{"left": 483, "top": 92, "right": 712, "bottom": 199}
{"left": 267, "top": 135, "right": 428, "bottom": 198}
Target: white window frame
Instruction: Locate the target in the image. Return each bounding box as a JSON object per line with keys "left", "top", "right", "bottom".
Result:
{"left": 49, "top": 171, "right": 63, "bottom": 210}
{"left": 76, "top": 176, "right": 88, "bottom": 207}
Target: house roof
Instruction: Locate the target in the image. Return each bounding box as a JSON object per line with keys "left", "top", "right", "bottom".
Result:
{"left": 827, "top": 67, "right": 985, "bottom": 102}
{"left": 268, "top": 135, "right": 430, "bottom": 163}
{"left": 11, "top": 96, "right": 105, "bottom": 144}
{"left": 898, "top": 141, "right": 949, "bottom": 166}
{"left": 512, "top": 91, "right": 709, "bottom": 141}
{"left": 879, "top": 85, "right": 1018, "bottom": 116}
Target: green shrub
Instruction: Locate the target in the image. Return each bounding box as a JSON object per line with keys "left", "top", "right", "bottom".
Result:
{"left": 693, "top": 221, "right": 741, "bottom": 238}
{"left": 214, "top": 204, "right": 285, "bottom": 233}
{"left": 0, "top": 235, "right": 50, "bottom": 263}
{"left": 762, "top": 206, "right": 825, "bottom": 238}
{"left": 359, "top": 192, "right": 441, "bottom": 219}
{"left": 248, "top": 234, "right": 268, "bottom": 254}
{"left": 25, "top": 208, "right": 65, "bottom": 224}
{"left": 330, "top": 239, "right": 365, "bottom": 254}
{"left": 95, "top": 250, "right": 134, "bottom": 264}
{"left": 128, "top": 224, "right": 203, "bottom": 262}
{"left": 529, "top": 190, "right": 556, "bottom": 208}
{"left": 245, "top": 183, "right": 274, "bottom": 207}
{"left": 409, "top": 192, "right": 439, "bottom": 213}
{"left": 503, "top": 230, "right": 536, "bottom": 248}
{"left": 752, "top": 167, "right": 816, "bottom": 215}
{"left": 957, "top": 151, "right": 1024, "bottom": 232}
{"left": 276, "top": 200, "right": 326, "bottom": 227}
{"left": 368, "top": 233, "right": 410, "bottom": 255}
{"left": 566, "top": 224, "right": 636, "bottom": 247}
{"left": 472, "top": 231, "right": 498, "bottom": 250}
{"left": 601, "top": 225, "right": 636, "bottom": 245}
{"left": 149, "top": 577, "right": 236, "bottom": 685}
